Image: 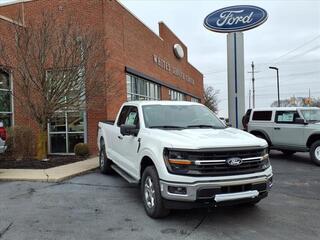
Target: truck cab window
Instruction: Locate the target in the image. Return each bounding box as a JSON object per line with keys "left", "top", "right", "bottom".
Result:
{"left": 125, "top": 107, "right": 139, "bottom": 128}
{"left": 117, "top": 106, "right": 130, "bottom": 126}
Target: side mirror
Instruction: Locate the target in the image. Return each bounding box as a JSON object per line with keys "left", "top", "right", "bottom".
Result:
{"left": 295, "top": 118, "right": 307, "bottom": 125}
{"left": 120, "top": 124, "right": 139, "bottom": 136}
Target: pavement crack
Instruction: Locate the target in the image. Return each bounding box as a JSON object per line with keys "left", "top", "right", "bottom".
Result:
{"left": 184, "top": 210, "right": 208, "bottom": 239}
{"left": 43, "top": 170, "right": 49, "bottom": 182}
{"left": 0, "top": 222, "right": 13, "bottom": 239}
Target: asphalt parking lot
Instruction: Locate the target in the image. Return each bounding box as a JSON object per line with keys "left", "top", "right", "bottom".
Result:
{"left": 0, "top": 151, "right": 319, "bottom": 240}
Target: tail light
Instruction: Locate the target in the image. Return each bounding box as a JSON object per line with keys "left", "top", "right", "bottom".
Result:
{"left": 0, "top": 127, "right": 6, "bottom": 141}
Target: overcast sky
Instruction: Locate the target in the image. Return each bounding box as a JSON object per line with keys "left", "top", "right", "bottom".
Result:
{"left": 1, "top": 0, "right": 319, "bottom": 117}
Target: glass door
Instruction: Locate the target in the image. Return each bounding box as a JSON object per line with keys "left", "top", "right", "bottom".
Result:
{"left": 48, "top": 111, "right": 86, "bottom": 154}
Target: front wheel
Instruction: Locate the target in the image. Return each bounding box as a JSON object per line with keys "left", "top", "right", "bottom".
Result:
{"left": 310, "top": 140, "right": 320, "bottom": 166}
{"left": 141, "top": 166, "right": 170, "bottom": 218}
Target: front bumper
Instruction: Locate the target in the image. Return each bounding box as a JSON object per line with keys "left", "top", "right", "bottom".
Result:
{"left": 160, "top": 168, "right": 273, "bottom": 203}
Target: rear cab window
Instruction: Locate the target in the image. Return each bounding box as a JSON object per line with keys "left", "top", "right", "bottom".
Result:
{"left": 251, "top": 111, "right": 273, "bottom": 121}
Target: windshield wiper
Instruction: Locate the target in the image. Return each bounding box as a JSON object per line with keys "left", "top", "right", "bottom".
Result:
{"left": 186, "top": 124, "right": 225, "bottom": 129}
{"left": 149, "top": 125, "right": 186, "bottom": 130}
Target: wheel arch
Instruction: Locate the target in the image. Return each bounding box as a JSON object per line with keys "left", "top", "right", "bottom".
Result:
{"left": 250, "top": 130, "right": 272, "bottom": 145}
{"left": 307, "top": 133, "right": 320, "bottom": 148}
{"left": 140, "top": 156, "right": 156, "bottom": 178}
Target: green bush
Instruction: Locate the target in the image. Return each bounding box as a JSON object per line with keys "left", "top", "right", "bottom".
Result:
{"left": 6, "top": 126, "right": 35, "bottom": 160}
{"left": 74, "top": 143, "right": 89, "bottom": 157}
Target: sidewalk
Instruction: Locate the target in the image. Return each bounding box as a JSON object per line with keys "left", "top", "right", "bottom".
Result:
{"left": 0, "top": 157, "right": 99, "bottom": 182}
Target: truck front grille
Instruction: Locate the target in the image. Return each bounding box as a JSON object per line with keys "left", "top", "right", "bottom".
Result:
{"left": 166, "top": 148, "right": 269, "bottom": 176}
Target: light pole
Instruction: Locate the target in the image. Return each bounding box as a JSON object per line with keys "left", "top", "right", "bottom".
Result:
{"left": 269, "top": 66, "right": 280, "bottom": 107}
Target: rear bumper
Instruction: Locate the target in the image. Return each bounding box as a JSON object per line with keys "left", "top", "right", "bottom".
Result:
{"left": 160, "top": 167, "right": 273, "bottom": 204}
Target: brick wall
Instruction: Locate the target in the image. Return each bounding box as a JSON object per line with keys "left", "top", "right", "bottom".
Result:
{"left": 0, "top": 0, "right": 204, "bottom": 155}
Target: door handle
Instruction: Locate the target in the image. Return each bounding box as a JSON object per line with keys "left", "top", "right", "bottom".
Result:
{"left": 274, "top": 127, "right": 281, "bottom": 130}
{"left": 118, "top": 135, "right": 123, "bottom": 140}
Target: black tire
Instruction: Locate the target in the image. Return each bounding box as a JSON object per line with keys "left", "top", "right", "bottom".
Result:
{"left": 310, "top": 140, "right": 320, "bottom": 166}
{"left": 254, "top": 134, "right": 270, "bottom": 153}
{"left": 141, "top": 166, "right": 170, "bottom": 218}
{"left": 99, "top": 144, "right": 113, "bottom": 174}
{"left": 281, "top": 150, "right": 296, "bottom": 156}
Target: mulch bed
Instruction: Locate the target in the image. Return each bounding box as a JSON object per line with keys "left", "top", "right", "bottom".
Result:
{"left": 0, "top": 155, "right": 87, "bottom": 169}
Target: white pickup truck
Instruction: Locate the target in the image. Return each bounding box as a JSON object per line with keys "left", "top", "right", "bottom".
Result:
{"left": 97, "top": 101, "right": 273, "bottom": 218}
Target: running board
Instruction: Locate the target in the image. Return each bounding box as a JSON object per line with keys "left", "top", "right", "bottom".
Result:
{"left": 111, "top": 164, "right": 139, "bottom": 185}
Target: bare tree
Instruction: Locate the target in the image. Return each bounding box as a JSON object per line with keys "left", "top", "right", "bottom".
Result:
{"left": 0, "top": 12, "right": 115, "bottom": 159}
{"left": 203, "top": 85, "right": 220, "bottom": 113}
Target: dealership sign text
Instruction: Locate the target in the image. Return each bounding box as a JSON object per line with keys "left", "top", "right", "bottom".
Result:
{"left": 153, "top": 55, "right": 195, "bottom": 84}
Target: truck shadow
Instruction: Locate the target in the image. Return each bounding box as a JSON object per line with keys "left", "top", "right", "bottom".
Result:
{"left": 269, "top": 150, "right": 313, "bottom": 166}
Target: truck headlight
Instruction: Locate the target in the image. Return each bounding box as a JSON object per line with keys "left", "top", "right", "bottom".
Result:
{"left": 163, "top": 148, "right": 192, "bottom": 174}
{"left": 261, "top": 148, "right": 270, "bottom": 169}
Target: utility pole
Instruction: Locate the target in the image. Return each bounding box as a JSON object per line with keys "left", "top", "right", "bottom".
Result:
{"left": 249, "top": 89, "right": 251, "bottom": 109}
{"left": 269, "top": 66, "right": 280, "bottom": 107}
{"left": 248, "top": 61, "right": 259, "bottom": 108}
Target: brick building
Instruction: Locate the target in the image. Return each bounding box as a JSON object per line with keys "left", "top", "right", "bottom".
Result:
{"left": 0, "top": 0, "right": 203, "bottom": 154}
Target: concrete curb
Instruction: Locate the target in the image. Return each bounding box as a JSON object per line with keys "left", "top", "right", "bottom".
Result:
{"left": 0, "top": 157, "right": 99, "bottom": 182}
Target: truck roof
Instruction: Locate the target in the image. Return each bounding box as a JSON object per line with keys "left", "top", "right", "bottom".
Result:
{"left": 251, "top": 107, "right": 320, "bottom": 111}
{"left": 123, "top": 101, "right": 202, "bottom": 107}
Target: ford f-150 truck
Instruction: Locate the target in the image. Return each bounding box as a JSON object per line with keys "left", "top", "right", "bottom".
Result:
{"left": 97, "top": 101, "right": 273, "bottom": 218}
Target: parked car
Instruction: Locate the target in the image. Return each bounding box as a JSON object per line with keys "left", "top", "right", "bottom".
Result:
{"left": 247, "top": 107, "right": 320, "bottom": 166}
{"left": 97, "top": 101, "right": 273, "bottom": 218}
{"left": 0, "top": 121, "right": 7, "bottom": 153}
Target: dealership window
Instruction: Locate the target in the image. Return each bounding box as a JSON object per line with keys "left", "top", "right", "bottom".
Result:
{"left": 47, "top": 70, "right": 86, "bottom": 154}
{"left": 0, "top": 69, "right": 12, "bottom": 127}
{"left": 191, "top": 97, "right": 200, "bottom": 103}
{"left": 126, "top": 74, "right": 161, "bottom": 101}
{"left": 169, "top": 89, "right": 186, "bottom": 101}
{"left": 49, "top": 111, "right": 86, "bottom": 154}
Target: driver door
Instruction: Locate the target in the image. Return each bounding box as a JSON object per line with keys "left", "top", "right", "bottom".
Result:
{"left": 118, "top": 106, "right": 140, "bottom": 178}
{"left": 272, "top": 110, "right": 306, "bottom": 148}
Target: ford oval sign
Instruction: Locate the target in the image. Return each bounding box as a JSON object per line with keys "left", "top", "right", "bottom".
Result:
{"left": 226, "top": 157, "right": 243, "bottom": 167}
{"left": 204, "top": 5, "right": 268, "bottom": 33}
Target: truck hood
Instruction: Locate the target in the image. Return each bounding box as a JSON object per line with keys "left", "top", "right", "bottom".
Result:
{"left": 148, "top": 127, "right": 267, "bottom": 149}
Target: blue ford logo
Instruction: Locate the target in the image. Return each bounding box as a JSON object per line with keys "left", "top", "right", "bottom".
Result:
{"left": 204, "top": 5, "right": 268, "bottom": 33}
{"left": 227, "top": 157, "right": 243, "bottom": 166}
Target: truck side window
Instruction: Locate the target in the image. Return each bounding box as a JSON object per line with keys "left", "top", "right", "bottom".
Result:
{"left": 125, "top": 107, "right": 139, "bottom": 128}
{"left": 117, "top": 106, "right": 130, "bottom": 127}
{"left": 275, "top": 111, "right": 300, "bottom": 124}
{"left": 252, "top": 111, "right": 272, "bottom": 121}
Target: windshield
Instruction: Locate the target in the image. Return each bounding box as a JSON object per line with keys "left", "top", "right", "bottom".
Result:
{"left": 300, "top": 109, "right": 320, "bottom": 122}
{"left": 142, "top": 104, "right": 226, "bottom": 129}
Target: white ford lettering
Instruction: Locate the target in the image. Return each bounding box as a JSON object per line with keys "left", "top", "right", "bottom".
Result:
{"left": 216, "top": 10, "right": 254, "bottom": 27}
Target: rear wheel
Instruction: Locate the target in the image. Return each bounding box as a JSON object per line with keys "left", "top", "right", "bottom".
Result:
{"left": 141, "top": 166, "right": 170, "bottom": 218}
{"left": 310, "top": 140, "right": 320, "bottom": 166}
{"left": 99, "top": 144, "right": 113, "bottom": 174}
{"left": 281, "top": 150, "right": 296, "bottom": 156}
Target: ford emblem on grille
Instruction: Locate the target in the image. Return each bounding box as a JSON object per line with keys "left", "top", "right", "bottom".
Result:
{"left": 227, "top": 157, "right": 243, "bottom": 166}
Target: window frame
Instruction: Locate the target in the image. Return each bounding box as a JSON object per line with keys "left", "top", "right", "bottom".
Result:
{"left": 251, "top": 111, "right": 273, "bottom": 121}
{"left": 0, "top": 68, "right": 13, "bottom": 127}
{"left": 117, "top": 105, "right": 140, "bottom": 129}
{"left": 275, "top": 110, "right": 301, "bottom": 124}
{"left": 126, "top": 74, "right": 161, "bottom": 101}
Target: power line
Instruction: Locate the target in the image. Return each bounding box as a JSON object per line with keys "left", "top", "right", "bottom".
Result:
{"left": 272, "top": 35, "right": 320, "bottom": 63}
